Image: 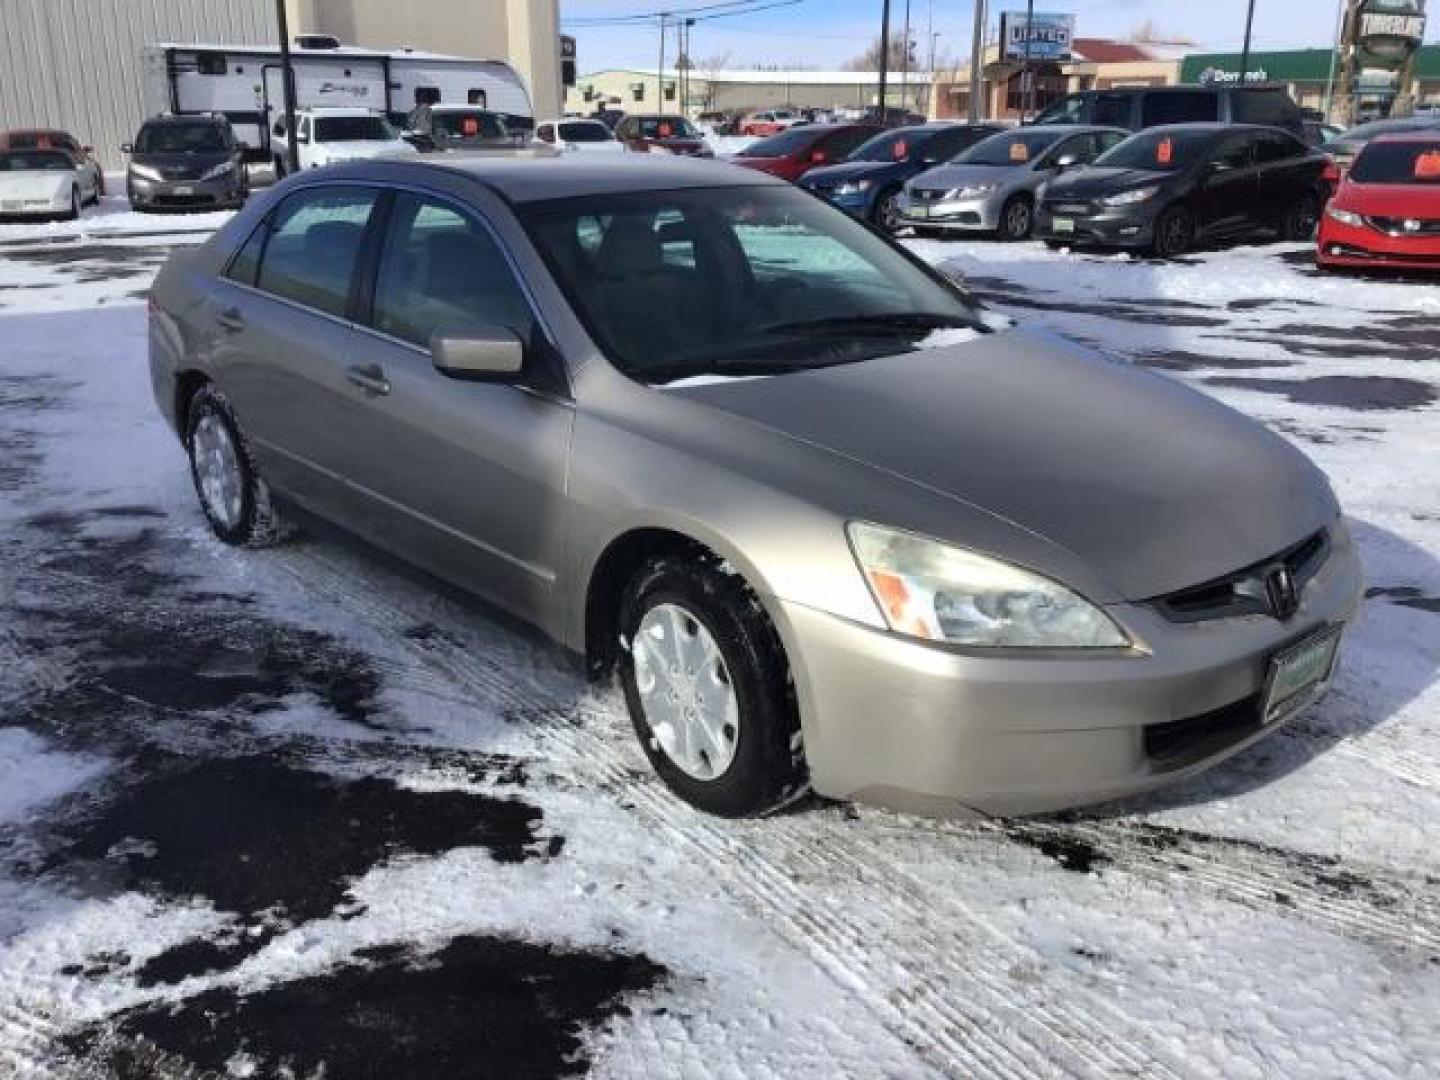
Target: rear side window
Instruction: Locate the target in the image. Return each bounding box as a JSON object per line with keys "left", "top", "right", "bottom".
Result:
{"left": 817, "top": 127, "right": 873, "bottom": 161}
{"left": 370, "top": 193, "right": 534, "bottom": 346}
{"left": 1233, "top": 89, "right": 1297, "bottom": 127}
{"left": 255, "top": 186, "right": 379, "bottom": 317}
{"left": 1254, "top": 132, "right": 1305, "bottom": 164}
{"left": 225, "top": 222, "right": 269, "bottom": 287}
{"left": 1091, "top": 93, "right": 1134, "bottom": 128}
{"left": 1142, "top": 91, "right": 1219, "bottom": 127}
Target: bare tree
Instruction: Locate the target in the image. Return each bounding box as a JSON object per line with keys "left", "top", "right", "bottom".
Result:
{"left": 695, "top": 51, "right": 733, "bottom": 112}
{"left": 844, "top": 34, "right": 911, "bottom": 72}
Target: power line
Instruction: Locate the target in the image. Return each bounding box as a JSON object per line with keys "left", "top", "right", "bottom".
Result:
{"left": 564, "top": 0, "right": 793, "bottom": 27}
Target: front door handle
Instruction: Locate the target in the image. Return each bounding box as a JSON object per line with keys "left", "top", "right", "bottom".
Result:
{"left": 346, "top": 363, "right": 391, "bottom": 396}
{"left": 216, "top": 307, "right": 245, "bottom": 333}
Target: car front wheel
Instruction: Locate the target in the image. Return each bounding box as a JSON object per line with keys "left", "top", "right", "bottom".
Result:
{"left": 1282, "top": 193, "right": 1321, "bottom": 242}
{"left": 1151, "top": 205, "right": 1195, "bottom": 258}
{"left": 185, "top": 385, "right": 286, "bottom": 547}
{"left": 872, "top": 187, "right": 902, "bottom": 233}
{"left": 998, "top": 196, "right": 1034, "bottom": 241}
{"left": 617, "top": 551, "right": 807, "bottom": 817}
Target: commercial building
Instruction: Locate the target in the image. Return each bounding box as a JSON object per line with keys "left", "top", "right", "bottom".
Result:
{"left": 1180, "top": 46, "right": 1440, "bottom": 121}
{"left": 0, "top": 0, "right": 561, "bottom": 170}
{"left": 566, "top": 68, "right": 932, "bottom": 118}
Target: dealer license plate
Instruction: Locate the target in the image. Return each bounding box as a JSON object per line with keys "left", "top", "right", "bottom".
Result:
{"left": 173, "top": 185, "right": 195, "bottom": 196}
{"left": 908, "top": 204, "right": 929, "bottom": 219}
{"left": 1263, "top": 626, "right": 1342, "bottom": 724}
{"left": 1052, "top": 217, "right": 1076, "bottom": 234}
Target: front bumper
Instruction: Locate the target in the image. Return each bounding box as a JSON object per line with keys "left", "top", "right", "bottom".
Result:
{"left": 0, "top": 195, "right": 69, "bottom": 217}
{"left": 803, "top": 186, "right": 873, "bottom": 218}
{"left": 1317, "top": 219, "right": 1440, "bottom": 270}
{"left": 128, "top": 171, "right": 245, "bottom": 211}
{"left": 897, "top": 192, "right": 1003, "bottom": 232}
{"left": 771, "top": 522, "right": 1363, "bottom": 817}
{"left": 1037, "top": 203, "right": 1157, "bottom": 248}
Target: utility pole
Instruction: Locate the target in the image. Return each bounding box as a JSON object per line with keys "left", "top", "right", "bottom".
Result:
{"left": 658, "top": 11, "right": 667, "bottom": 110}
{"left": 1022, "top": 0, "right": 1035, "bottom": 120}
{"left": 968, "top": 0, "right": 986, "bottom": 122}
{"left": 878, "top": 0, "right": 891, "bottom": 124}
{"left": 683, "top": 18, "right": 696, "bottom": 116}
{"left": 275, "top": 0, "right": 299, "bottom": 174}
{"left": 1239, "top": 0, "right": 1257, "bottom": 85}
{"left": 900, "top": 0, "right": 911, "bottom": 117}
{"left": 1322, "top": 0, "right": 1346, "bottom": 122}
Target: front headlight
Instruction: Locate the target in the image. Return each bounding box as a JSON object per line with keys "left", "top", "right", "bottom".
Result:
{"left": 847, "top": 523, "right": 1129, "bottom": 648}
{"left": 1102, "top": 185, "right": 1160, "bottom": 207}
{"left": 201, "top": 161, "right": 235, "bottom": 180}
{"left": 1326, "top": 206, "right": 1364, "bottom": 227}
{"left": 834, "top": 178, "right": 874, "bottom": 196}
{"left": 129, "top": 164, "right": 163, "bottom": 182}
{"left": 954, "top": 182, "right": 998, "bottom": 198}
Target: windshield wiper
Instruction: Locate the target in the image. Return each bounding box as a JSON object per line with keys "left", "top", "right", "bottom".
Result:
{"left": 763, "top": 312, "right": 979, "bottom": 337}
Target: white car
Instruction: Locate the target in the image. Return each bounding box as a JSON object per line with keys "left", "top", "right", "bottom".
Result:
{"left": 532, "top": 118, "right": 627, "bottom": 154}
{"left": 0, "top": 147, "right": 96, "bottom": 219}
{"left": 272, "top": 108, "right": 418, "bottom": 174}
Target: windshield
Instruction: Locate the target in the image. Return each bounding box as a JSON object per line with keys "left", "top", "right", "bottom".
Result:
{"left": 520, "top": 185, "right": 986, "bottom": 384}
{"left": 315, "top": 116, "right": 394, "bottom": 142}
{"left": 957, "top": 130, "right": 1064, "bottom": 166}
{"left": 737, "top": 127, "right": 822, "bottom": 156}
{"left": 1351, "top": 140, "right": 1440, "bottom": 185}
{"left": 135, "top": 124, "right": 228, "bottom": 153}
{"left": 0, "top": 150, "right": 72, "bottom": 171}
{"left": 431, "top": 110, "right": 506, "bottom": 140}
{"left": 849, "top": 128, "right": 930, "bottom": 162}
{"left": 558, "top": 121, "right": 613, "bottom": 143}
{"left": 636, "top": 117, "right": 697, "bottom": 140}
{"left": 1094, "top": 129, "right": 1213, "bottom": 172}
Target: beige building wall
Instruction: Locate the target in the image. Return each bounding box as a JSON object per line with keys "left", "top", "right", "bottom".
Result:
{"left": 567, "top": 70, "right": 929, "bottom": 117}
{"left": 287, "top": 0, "right": 562, "bottom": 118}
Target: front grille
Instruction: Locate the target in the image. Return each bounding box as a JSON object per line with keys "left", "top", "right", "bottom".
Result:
{"left": 1047, "top": 201, "right": 1093, "bottom": 215}
{"left": 1144, "top": 694, "right": 1264, "bottom": 771}
{"left": 1154, "top": 529, "right": 1329, "bottom": 624}
{"left": 153, "top": 193, "right": 217, "bottom": 207}
{"left": 1364, "top": 216, "right": 1440, "bottom": 237}
{"left": 1327, "top": 243, "right": 1440, "bottom": 264}
{"left": 910, "top": 188, "right": 951, "bottom": 203}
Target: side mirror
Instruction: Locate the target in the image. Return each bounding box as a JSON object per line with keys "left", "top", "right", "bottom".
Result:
{"left": 432, "top": 328, "right": 524, "bottom": 380}
{"left": 120, "top": 143, "right": 133, "bottom": 154}
{"left": 1052, "top": 153, "right": 1081, "bottom": 171}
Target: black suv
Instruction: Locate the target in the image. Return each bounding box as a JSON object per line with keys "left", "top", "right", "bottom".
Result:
{"left": 1033, "top": 85, "right": 1305, "bottom": 139}
{"left": 123, "top": 115, "right": 247, "bottom": 212}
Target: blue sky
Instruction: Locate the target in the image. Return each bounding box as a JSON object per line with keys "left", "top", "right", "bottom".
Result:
{"left": 562, "top": 0, "right": 1439, "bottom": 72}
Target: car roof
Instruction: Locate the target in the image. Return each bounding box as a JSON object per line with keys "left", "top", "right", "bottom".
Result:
{"left": 345, "top": 156, "right": 780, "bottom": 202}
{"left": 1009, "top": 124, "right": 1128, "bottom": 134}
{"left": 142, "top": 115, "right": 229, "bottom": 127}
{"left": 1371, "top": 131, "right": 1440, "bottom": 144}
{"left": 1136, "top": 123, "right": 1291, "bottom": 136}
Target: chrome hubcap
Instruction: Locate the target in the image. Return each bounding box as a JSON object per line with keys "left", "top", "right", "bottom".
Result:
{"left": 632, "top": 603, "right": 739, "bottom": 781}
{"left": 880, "top": 194, "right": 899, "bottom": 231}
{"left": 193, "top": 414, "right": 243, "bottom": 528}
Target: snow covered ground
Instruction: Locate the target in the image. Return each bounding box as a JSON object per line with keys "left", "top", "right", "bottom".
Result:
{"left": 1, "top": 196, "right": 1437, "bottom": 1078}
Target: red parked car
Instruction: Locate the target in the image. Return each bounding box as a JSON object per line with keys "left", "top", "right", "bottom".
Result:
{"left": 729, "top": 123, "right": 881, "bottom": 182}
{"left": 1318, "top": 132, "right": 1440, "bottom": 272}
{"left": 0, "top": 128, "right": 104, "bottom": 195}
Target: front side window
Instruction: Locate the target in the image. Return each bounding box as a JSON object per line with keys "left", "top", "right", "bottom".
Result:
{"left": 136, "top": 123, "right": 229, "bottom": 153}
{"left": 1141, "top": 91, "right": 1219, "bottom": 127}
{"left": 431, "top": 110, "right": 506, "bottom": 140}
{"left": 1254, "top": 132, "right": 1303, "bottom": 164}
{"left": 371, "top": 194, "right": 535, "bottom": 347}
{"left": 521, "top": 186, "right": 984, "bottom": 384}
{"left": 314, "top": 116, "right": 394, "bottom": 142}
{"left": 1091, "top": 92, "right": 1133, "bottom": 128}
{"left": 1213, "top": 135, "right": 1255, "bottom": 171}
{"left": 255, "top": 186, "right": 379, "bottom": 317}
{"left": 558, "top": 121, "right": 613, "bottom": 143}
{"left": 957, "top": 130, "right": 1066, "bottom": 167}
{"left": 1095, "top": 129, "right": 1217, "bottom": 172}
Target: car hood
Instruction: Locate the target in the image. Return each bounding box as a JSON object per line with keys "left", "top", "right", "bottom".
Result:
{"left": 0, "top": 171, "right": 73, "bottom": 197}
{"left": 1335, "top": 182, "right": 1440, "bottom": 216}
{"left": 910, "top": 163, "right": 1024, "bottom": 191}
{"left": 131, "top": 151, "right": 231, "bottom": 175}
{"left": 315, "top": 141, "right": 415, "bottom": 159}
{"left": 1048, "top": 167, "right": 1172, "bottom": 198}
{"left": 803, "top": 160, "right": 896, "bottom": 186}
{"left": 666, "top": 330, "right": 1335, "bottom": 601}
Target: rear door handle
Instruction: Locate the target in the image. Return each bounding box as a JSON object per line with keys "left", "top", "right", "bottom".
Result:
{"left": 216, "top": 307, "right": 244, "bottom": 333}
{"left": 346, "top": 363, "right": 391, "bottom": 397}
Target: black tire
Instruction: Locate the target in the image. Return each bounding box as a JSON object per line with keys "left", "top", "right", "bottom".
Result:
{"left": 185, "top": 385, "right": 286, "bottom": 548}
{"left": 62, "top": 186, "right": 80, "bottom": 221}
{"left": 617, "top": 551, "right": 807, "bottom": 817}
{"left": 871, "top": 187, "right": 902, "bottom": 233}
{"left": 1151, "top": 205, "right": 1195, "bottom": 258}
{"left": 1282, "top": 193, "right": 1321, "bottom": 242}
{"left": 997, "top": 195, "right": 1034, "bottom": 241}
{"left": 1043, "top": 239, "right": 1069, "bottom": 251}
{"left": 913, "top": 225, "right": 948, "bottom": 240}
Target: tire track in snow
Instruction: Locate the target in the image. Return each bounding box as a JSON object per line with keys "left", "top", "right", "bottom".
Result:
{"left": 0, "top": 1001, "right": 61, "bottom": 1077}
{"left": 268, "top": 543, "right": 1200, "bottom": 1079}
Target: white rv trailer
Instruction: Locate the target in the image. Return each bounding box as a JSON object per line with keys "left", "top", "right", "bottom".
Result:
{"left": 141, "top": 38, "right": 533, "bottom": 163}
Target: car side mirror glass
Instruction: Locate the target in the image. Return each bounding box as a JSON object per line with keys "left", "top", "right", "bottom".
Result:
{"left": 1053, "top": 153, "right": 1081, "bottom": 170}
{"left": 432, "top": 328, "right": 525, "bottom": 381}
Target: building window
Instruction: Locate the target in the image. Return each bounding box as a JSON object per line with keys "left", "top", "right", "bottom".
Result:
{"left": 196, "top": 52, "right": 227, "bottom": 76}
{"left": 631, "top": 82, "right": 645, "bottom": 102}
{"left": 468, "top": 88, "right": 487, "bottom": 106}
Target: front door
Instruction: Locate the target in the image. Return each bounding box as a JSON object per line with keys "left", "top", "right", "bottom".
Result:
{"left": 1194, "top": 133, "right": 1259, "bottom": 239}
{"left": 337, "top": 190, "right": 574, "bottom": 621}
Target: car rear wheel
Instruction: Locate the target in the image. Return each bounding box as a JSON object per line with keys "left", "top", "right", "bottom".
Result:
{"left": 872, "top": 187, "right": 902, "bottom": 233}
{"left": 998, "top": 196, "right": 1034, "bottom": 241}
{"left": 617, "top": 552, "right": 807, "bottom": 817}
{"left": 185, "top": 385, "right": 286, "bottom": 547}
{"left": 1282, "top": 194, "right": 1321, "bottom": 242}
{"left": 1151, "top": 206, "right": 1195, "bottom": 258}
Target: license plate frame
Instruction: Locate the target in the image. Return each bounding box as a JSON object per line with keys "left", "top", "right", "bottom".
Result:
{"left": 1262, "top": 625, "right": 1342, "bottom": 725}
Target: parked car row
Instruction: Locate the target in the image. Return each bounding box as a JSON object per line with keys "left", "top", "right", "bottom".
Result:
{"left": 0, "top": 129, "right": 104, "bottom": 220}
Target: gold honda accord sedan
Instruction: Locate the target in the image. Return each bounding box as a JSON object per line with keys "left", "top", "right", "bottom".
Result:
{"left": 148, "top": 156, "right": 1362, "bottom": 817}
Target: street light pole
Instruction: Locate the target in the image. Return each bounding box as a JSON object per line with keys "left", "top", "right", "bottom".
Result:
{"left": 878, "top": 0, "right": 891, "bottom": 124}
{"left": 1239, "top": 0, "right": 1257, "bottom": 85}
{"left": 1322, "top": 0, "right": 1346, "bottom": 122}
{"left": 1022, "top": 0, "right": 1035, "bottom": 120}
{"left": 275, "top": 0, "right": 299, "bottom": 175}
{"left": 658, "top": 11, "right": 667, "bottom": 110}
{"left": 900, "top": 0, "right": 911, "bottom": 117}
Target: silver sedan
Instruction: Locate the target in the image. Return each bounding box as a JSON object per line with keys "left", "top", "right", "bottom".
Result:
{"left": 900, "top": 125, "right": 1128, "bottom": 240}
{"left": 148, "top": 156, "right": 1361, "bottom": 818}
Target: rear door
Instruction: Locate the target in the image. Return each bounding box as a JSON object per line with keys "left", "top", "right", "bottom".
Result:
{"left": 210, "top": 184, "right": 381, "bottom": 520}
{"left": 338, "top": 189, "right": 574, "bottom": 619}
{"left": 1193, "top": 132, "right": 1260, "bottom": 238}
{"left": 1253, "top": 130, "right": 1319, "bottom": 226}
